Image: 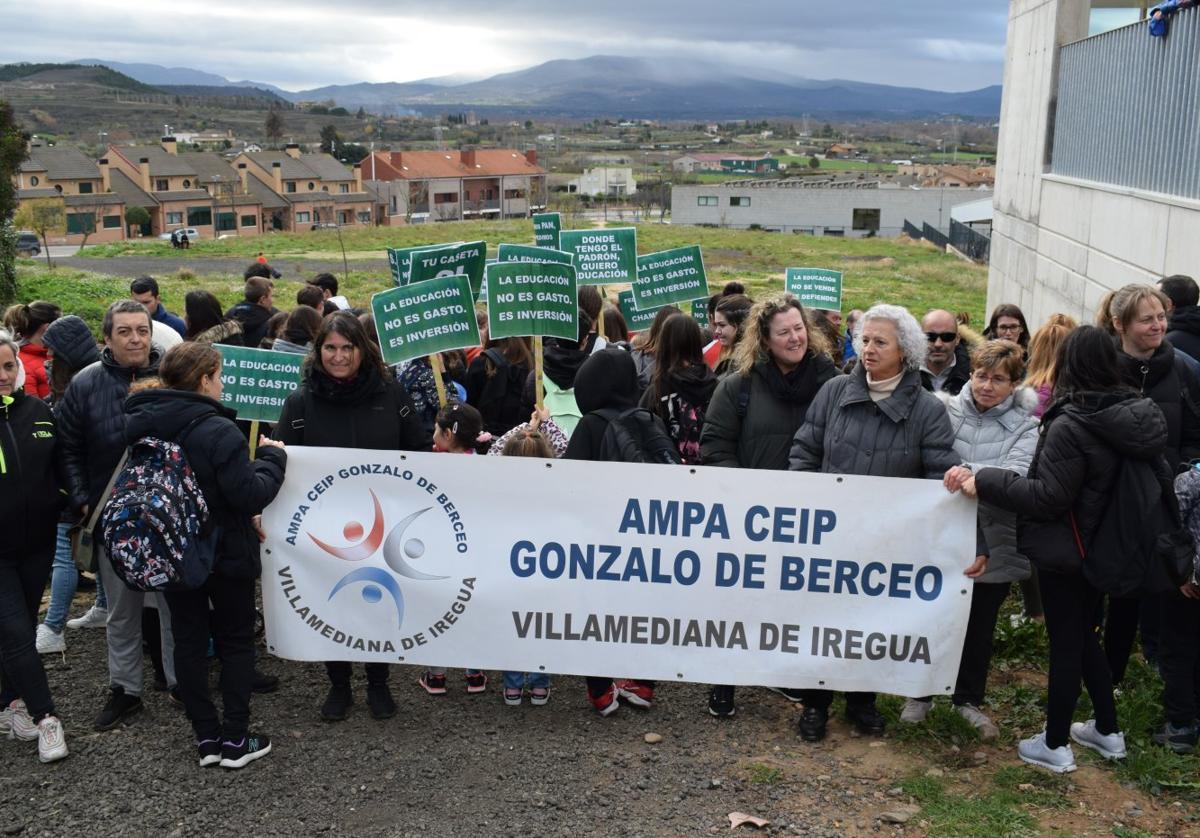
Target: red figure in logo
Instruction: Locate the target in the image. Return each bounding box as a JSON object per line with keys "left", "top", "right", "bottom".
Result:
{"left": 308, "top": 490, "right": 385, "bottom": 560}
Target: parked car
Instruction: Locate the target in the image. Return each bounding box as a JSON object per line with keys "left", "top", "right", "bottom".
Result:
{"left": 158, "top": 227, "right": 201, "bottom": 242}
{"left": 16, "top": 232, "right": 41, "bottom": 257}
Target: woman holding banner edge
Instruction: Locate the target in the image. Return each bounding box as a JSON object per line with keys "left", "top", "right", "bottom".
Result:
{"left": 275, "top": 312, "right": 429, "bottom": 723}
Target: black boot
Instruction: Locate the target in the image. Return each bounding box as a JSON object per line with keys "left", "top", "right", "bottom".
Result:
{"left": 798, "top": 705, "right": 828, "bottom": 742}
{"left": 320, "top": 684, "right": 353, "bottom": 722}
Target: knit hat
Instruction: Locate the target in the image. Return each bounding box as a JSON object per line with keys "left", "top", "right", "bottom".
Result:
{"left": 42, "top": 315, "right": 101, "bottom": 372}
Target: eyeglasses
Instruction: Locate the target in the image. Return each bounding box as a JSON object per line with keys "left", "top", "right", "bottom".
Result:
{"left": 995, "top": 324, "right": 1022, "bottom": 333}
{"left": 925, "top": 331, "right": 958, "bottom": 343}
{"left": 972, "top": 372, "right": 1012, "bottom": 386}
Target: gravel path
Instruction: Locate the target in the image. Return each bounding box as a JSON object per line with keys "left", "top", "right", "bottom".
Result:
{"left": 57, "top": 256, "right": 390, "bottom": 280}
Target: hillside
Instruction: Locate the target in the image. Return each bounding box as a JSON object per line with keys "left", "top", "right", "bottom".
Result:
{"left": 0, "top": 62, "right": 159, "bottom": 93}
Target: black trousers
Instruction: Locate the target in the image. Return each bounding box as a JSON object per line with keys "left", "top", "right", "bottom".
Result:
{"left": 165, "top": 573, "right": 256, "bottom": 742}
{"left": 951, "top": 581, "right": 1011, "bottom": 707}
{"left": 1159, "top": 591, "right": 1200, "bottom": 726}
{"left": 1040, "top": 569, "right": 1118, "bottom": 749}
{"left": 1019, "top": 572, "right": 1043, "bottom": 618}
{"left": 801, "top": 690, "right": 876, "bottom": 713}
{"left": 0, "top": 549, "right": 54, "bottom": 720}
{"left": 326, "top": 661, "right": 390, "bottom": 687}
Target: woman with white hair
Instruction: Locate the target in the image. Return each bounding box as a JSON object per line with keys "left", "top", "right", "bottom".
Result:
{"left": 0, "top": 329, "right": 68, "bottom": 762}
{"left": 788, "top": 304, "right": 968, "bottom": 742}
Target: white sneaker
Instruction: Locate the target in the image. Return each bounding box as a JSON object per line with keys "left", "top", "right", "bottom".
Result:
{"left": 1070, "top": 720, "right": 1127, "bottom": 760}
{"left": 36, "top": 716, "right": 68, "bottom": 763}
{"left": 900, "top": 698, "right": 932, "bottom": 723}
{"left": 1018, "top": 732, "right": 1077, "bottom": 773}
{"left": 66, "top": 605, "right": 108, "bottom": 630}
{"left": 957, "top": 704, "right": 1000, "bottom": 740}
{"left": 1, "top": 700, "right": 38, "bottom": 741}
{"left": 35, "top": 624, "right": 66, "bottom": 655}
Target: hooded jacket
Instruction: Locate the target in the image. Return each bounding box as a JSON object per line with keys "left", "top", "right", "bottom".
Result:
{"left": 1116, "top": 341, "right": 1200, "bottom": 471}
{"left": 18, "top": 342, "right": 50, "bottom": 400}
{"left": 941, "top": 383, "right": 1040, "bottom": 583}
{"left": 276, "top": 363, "right": 430, "bottom": 452}
{"left": 1167, "top": 304, "right": 1200, "bottom": 361}
{"left": 523, "top": 337, "right": 593, "bottom": 437}
{"left": 225, "top": 301, "right": 273, "bottom": 349}
{"left": 564, "top": 349, "right": 641, "bottom": 461}
{"left": 195, "top": 319, "right": 245, "bottom": 348}
{"left": 41, "top": 315, "right": 99, "bottom": 374}
{"left": 701, "top": 354, "right": 839, "bottom": 470}
{"left": 0, "top": 391, "right": 62, "bottom": 559}
{"left": 976, "top": 392, "right": 1168, "bottom": 558}
{"left": 789, "top": 365, "right": 959, "bottom": 478}
{"left": 639, "top": 363, "right": 720, "bottom": 465}
{"left": 58, "top": 346, "right": 161, "bottom": 512}
{"left": 124, "top": 389, "right": 286, "bottom": 578}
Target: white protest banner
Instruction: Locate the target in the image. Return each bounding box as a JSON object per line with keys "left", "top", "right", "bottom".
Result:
{"left": 262, "top": 448, "right": 976, "bottom": 697}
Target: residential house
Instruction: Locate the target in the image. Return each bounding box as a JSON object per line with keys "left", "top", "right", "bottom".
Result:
{"left": 897, "top": 163, "right": 996, "bottom": 188}
{"left": 823, "top": 143, "right": 860, "bottom": 158}
{"left": 566, "top": 167, "right": 637, "bottom": 197}
{"left": 672, "top": 153, "right": 773, "bottom": 174}
{"left": 360, "top": 148, "right": 546, "bottom": 224}
{"left": 105, "top": 139, "right": 221, "bottom": 238}
{"left": 233, "top": 144, "right": 379, "bottom": 231}
{"left": 13, "top": 145, "right": 126, "bottom": 244}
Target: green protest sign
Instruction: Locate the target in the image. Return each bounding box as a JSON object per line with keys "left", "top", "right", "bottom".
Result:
{"left": 388, "top": 244, "right": 453, "bottom": 286}
{"left": 532, "top": 212, "right": 561, "bottom": 249}
{"left": 218, "top": 345, "right": 303, "bottom": 423}
{"left": 785, "top": 268, "right": 843, "bottom": 311}
{"left": 486, "top": 262, "right": 579, "bottom": 341}
{"left": 408, "top": 240, "right": 487, "bottom": 299}
{"left": 691, "top": 298, "right": 710, "bottom": 328}
{"left": 618, "top": 289, "right": 666, "bottom": 332}
{"left": 558, "top": 227, "right": 637, "bottom": 285}
{"left": 633, "top": 245, "right": 708, "bottom": 310}
{"left": 371, "top": 275, "right": 481, "bottom": 365}
{"left": 497, "top": 243, "right": 574, "bottom": 266}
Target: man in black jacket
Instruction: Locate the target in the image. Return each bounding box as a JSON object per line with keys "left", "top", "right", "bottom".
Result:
{"left": 1161, "top": 275, "right": 1200, "bottom": 361}
{"left": 225, "top": 277, "right": 277, "bottom": 349}
{"left": 58, "top": 300, "right": 175, "bottom": 731}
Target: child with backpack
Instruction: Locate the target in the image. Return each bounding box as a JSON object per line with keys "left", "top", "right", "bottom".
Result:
{"left": 639, "top": 314, "right": 718, "bottom": 465}
{"left": 1161, "top": 465, "right": 1200, "bottom": 753}
{"left": 418, "top": 403, "right": 490, "bottom": 696}
{"left": 566, "top": 349, "right": 680, "bottom": 714}
{"left": 466, "top": 337, "right": 533, "bottom": 438}
{"left": 498, "top": 428, "right": 559, "bottom": 705}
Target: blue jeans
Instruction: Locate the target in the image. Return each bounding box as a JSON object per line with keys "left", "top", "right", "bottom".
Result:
{"left": 44, "top": 523, "right": 108, "bottom": 632}
{"left": 503, "top": 671, "right": 551, "bottom": 690}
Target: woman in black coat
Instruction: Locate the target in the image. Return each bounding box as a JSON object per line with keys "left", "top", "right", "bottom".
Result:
{"left": 275, "top": 312, "right": 429, "bottom": 722}
{"left": 959, "top": 326, "right": 1162, "bottom": 773}
{"left": 0, "top": 331, "right": 68, "bottom": 762}
{"left": 125, "top": 342, "right": 286, "bottom": 769}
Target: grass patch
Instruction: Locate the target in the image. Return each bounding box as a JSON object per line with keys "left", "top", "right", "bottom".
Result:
{"left": 899, "top": 773, "right": 1040, "bottom": 837}
{"left": 745, "top": 763, "right": 784, "bottom": 785}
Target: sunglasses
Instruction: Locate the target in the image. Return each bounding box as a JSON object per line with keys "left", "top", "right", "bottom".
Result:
{"left": 925, "top": 331, "right": 958, "bottom": 343}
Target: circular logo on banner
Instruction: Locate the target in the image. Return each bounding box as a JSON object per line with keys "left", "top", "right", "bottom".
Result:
{"left": 276, "top": 463, "right": 475, "bottom": 657}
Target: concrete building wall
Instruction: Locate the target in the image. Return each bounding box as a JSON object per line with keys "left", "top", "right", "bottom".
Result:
{"left": 672, "top": 184, "right": 991, "bottom": 237}
{"left": 988, "top": 0, "right": 1200, "bottom": 326}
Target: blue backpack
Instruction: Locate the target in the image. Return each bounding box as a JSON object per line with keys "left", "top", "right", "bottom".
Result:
{"left": 100, "top": 417, "right": 218, "bottom": 591}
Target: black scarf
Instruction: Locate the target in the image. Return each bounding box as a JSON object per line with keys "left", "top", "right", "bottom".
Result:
{"left": 308, "top": 363, "right": 383, "bottom": 405}
{"left": 758, "top": 357, "right": 821, "bottom": 406}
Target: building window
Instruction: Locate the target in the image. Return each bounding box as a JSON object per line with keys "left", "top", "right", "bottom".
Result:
{"left": 166, "top": 211, "right": 184, "bottom": 225}
{"left": 286, "top": 182, "right": 297, "bottom": 193}
{"left": 337, "top": 211, "right": 349, "bottom": 225}
{"left": 852, "top": 208, "right": 881, "bottom": 232}
{"left": 308, "top": 182, "right": 315, "bottom": 190}
{"left": 729, "top": 196, "right": 750, "bottom": 207}
{"left": 102, "top": 215, "right": 121, "bottom": 229}
{"left": 78, "top": 182, "right": 94, "bottom": 194}
{"left": 357, "top": 211, "right": 371, "bottom": 224}
{"left": 65, "top": 213, "right": 95, "bottom": 234}
{"left": 240, "top": 214, "right": 257, "bottom": 228}
{"left": 187, "top": 206, "right": 213, "bottom": 226}
{"left": 182, "top": 179, "right": 191, "bottom": 189}
{"left": 825, "top": 228, "right": 845, "bottom": 238}
{"left": 29, "top": 176, "right": 38, "bottom": 186}
{"left": 697, "top": 196, "right": 718, "bottom": 206}
{"left": 434, "top": 192, "right": 457, "bottom": 204}
{"left": 217, "top": 212, "right": 236, "bottom": 232}
{"left": 504, "top": 189, "right": 524, "bottom": 199}
{"left": 155, "top": 179, "right": 169, "bottom": 191}
{"left": 295, "top": 211, "right": 311, "bottom": 223}
{"left": 54, "top": 185, "right": 63, "bottom": 194}
{"left": 339, "top": 184, "right": 349, "bottom": 193}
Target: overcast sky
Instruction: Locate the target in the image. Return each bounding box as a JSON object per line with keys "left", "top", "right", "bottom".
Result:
{"left": 1, "top": 1, "right": 1085, "bottom": 92}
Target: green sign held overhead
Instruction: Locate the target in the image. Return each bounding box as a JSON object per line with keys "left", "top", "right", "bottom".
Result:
{"left": 388, "top": 244, "right": 456, "bottom": 286}
{"left": 633, "top": 245, "right": 708, "bottom": 311}
{"left": 691, "top": 298, "right": 710, "bottom": 329}
{"left": 486, "top": 262, "right": 579, "bottom": 341}
{"left": 371, "top": 275, "right": 481, "bottom": 366}
{"left": 558, "top": 227, "right": 637, "bottom": 285}
{"left": 532, "top": 212, "right": 561, "bottom": 249}
{"left": 218, "top": 345, "right": 303, "bottom": 423}
{"left": 618, "top": 289, "right": 667, "bottom": 332}
{"left": 785, "top": 268, "right": 843, "bottom": 311}
{"left": 408, "top": 240, "right": 487, "bottom": 299}
{"left": 497, "top": 243, "right": 574, "bottom": 266}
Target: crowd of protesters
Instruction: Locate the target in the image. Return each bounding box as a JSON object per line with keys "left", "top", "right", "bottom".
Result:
{"left": 1, "top": 266, "right": 1198, "bottom": 778}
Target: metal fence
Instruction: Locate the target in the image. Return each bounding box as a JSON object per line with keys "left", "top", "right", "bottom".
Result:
{"left": 950, "top": 220, "right": 991, "bottom": 263}
{"left": 1051, "top": 9, "right": 1200, "bottom": 199}
{"left": 922, "top": 223, "right": 950, "bottom": 250}
{"left": 902, "top": 219, "right": 924, "bottom": 239}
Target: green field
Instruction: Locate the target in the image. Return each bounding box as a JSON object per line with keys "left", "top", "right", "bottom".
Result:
{"left": 778, "top": 155, "right": 899, "bottom": 173}
{"left": 19, "top": 220, "right": 987, "bottom": 334}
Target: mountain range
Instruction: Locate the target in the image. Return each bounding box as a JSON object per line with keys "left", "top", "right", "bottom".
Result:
{"left": 70, "top": 56, "right": 1001, "bottom": 119}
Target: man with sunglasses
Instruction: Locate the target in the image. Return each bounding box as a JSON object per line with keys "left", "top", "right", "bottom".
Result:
{"left": 921, "top": 309, "right": 972, "bottom": 395}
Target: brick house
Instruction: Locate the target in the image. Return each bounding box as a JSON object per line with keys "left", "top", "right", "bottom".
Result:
{"left": 232, "top": 144, "right": 379, "bottom": 232}
{"left": 13, "top": 145, "right": 126, "bottom": 244}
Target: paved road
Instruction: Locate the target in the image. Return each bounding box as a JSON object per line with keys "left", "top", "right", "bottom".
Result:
{"left": 56, "top": 255, "right": 391, "bottom": 279}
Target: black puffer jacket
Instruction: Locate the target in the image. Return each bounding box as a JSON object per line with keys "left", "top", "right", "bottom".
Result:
{"left": 275, "top": 364, "right": 429, "bottom": 451}
{"left": 58, "top": 347, "right": 161, "bottom": 512}
{"left": 975, "top": 392, "right": 1168, "bottom": 553}
{"left": 41, "top": 315, "right": 99, "bottom": 373}
{"left": 701, "top": 354, "right": 839, "bottom": 470}
{"left": 0, "top": 391, "right": 62, "bottom": 559}
{"left": 1167, "top": 305, "right": 1200, "bottom": 361}
{"left": 1117, "top": 341, "right": 1200, "bottom": 471}
{"left": 225, "top": 301, "right": 273, "bottom": 350}
{"left": 564, "top": 349, "right": 641, "bottom": 461}
{"left": 124, "top": 390, "right": 286, "bottom": 578}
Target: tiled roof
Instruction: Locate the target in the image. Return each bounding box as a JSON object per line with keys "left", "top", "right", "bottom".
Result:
{"left": 154, "top": 189, "right": 215, "bottom": 202}
{"left": 299, "top": 153, "right": 353, "bottom": 182}
{"left": 109, "top": 170, "right": 158, "bottom": 207}
{"left": 109, "top": 145, "right": 196, "bottom": 177}
{"left": 183, "top": 152, "right": 242, "bottom": 185}
{"left": 243, "top": 151, "right": 315, "bottom": 179}
{"left": 677, "top": 153, "right": 764, "bottom": 163}
{"left": 368, "top": 149, "right": 544, "bottom": 180}
{"left": 17, "top": 188, "right": 60, "bottom": 199}
{"left": 23, "top": 147, "right": 100, "bottom": 180}
{"left": 64, "top": 193, "right": 124, "bottom": 208}
{"left": 243, "top": 174, "right": 288, "bottom": 209}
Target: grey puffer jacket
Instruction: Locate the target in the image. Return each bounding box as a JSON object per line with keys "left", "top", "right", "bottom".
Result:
{"left": 789, "top": 366, "right": 959, "bottom": 479}
{"left": 941, "top": 383, "right": 1040, "bottom": 583}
